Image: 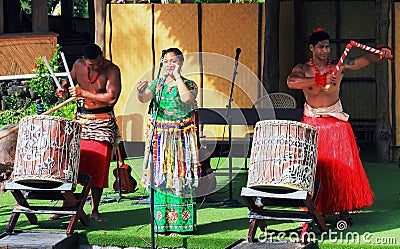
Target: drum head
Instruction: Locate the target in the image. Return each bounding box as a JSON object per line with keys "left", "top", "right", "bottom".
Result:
{"left": 14, "top": 179, "right": 64, "bottom": 189}
{"left": 247, "top": 183, "right": 301, "bottom": 193}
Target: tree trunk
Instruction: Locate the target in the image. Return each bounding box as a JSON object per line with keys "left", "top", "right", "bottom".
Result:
{"left": 4, "top": 0, "right": 22, "bottom": 33}
{"left": 262, "top": 0, "right": 280, "bottom": 93}
{"left": 61, "top": 0, "right": 73, "bottom": 38}
{"left": 293, "top": 0, "right": 306, "bottom": 106}
{"left": 88, "top": 0, "right": 95, "bottom": 43}
{"left": 375, "top": 0, "right": 391, "bottom": 163}
{"left": 94, "top": 0, "right": 106, "bottom": 52}
{"left": 0, "top": 0, "right": 3, "bottom": 34}
{"left": 32, "top": 0, "right": 48, "bottom": 32}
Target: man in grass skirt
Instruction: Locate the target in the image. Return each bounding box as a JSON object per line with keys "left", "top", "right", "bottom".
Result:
{"left": 287, "top": 28, "right": 392, "bottom": 225}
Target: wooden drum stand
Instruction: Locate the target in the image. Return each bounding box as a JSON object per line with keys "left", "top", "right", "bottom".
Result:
{"left": 5, "top": 174, "right": 92, "bottom": 235}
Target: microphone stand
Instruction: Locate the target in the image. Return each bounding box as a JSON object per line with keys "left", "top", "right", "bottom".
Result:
{"left": 148, "top": 50, "right": 166, "bottom": 114}
{"left": 222, "top": 48, "right": 243, "bottom": 207}
{"left": 148, "top": 72, "right": 168, "bottom": 249}
{"left": 115, "top": 146, "right": 123, "bottom": 202}
{"left": 103, "top": 143, "right": 138, "bottom": 204}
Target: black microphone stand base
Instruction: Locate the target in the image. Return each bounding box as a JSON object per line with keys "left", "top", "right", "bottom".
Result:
{"left": 131, "top": 196, "right": 150, "bottom": 205}
{"left": 223, "top": 198, "right": 243, "bottom": 207}
{"left": 101, "top": 190, "right": 140, "bottom": 204}
{"left": 101, "top": 197, "right": 117, "bottom": 203}
{"left": 213, "top": 198, "right": 244, "bottom": 208}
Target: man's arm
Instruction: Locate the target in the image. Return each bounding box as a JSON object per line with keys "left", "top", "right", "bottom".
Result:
{"left": 287, "top": 64, "right": 316, "bottom": 90}
{"left": 342, "top": 47, "right": 392, "bottom": 72}
{"left": 102, "top": 65, "right": 122, "bottom": 105}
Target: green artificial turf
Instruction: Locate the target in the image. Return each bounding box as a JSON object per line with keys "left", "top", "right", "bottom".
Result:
{"left": 1, "top": 147, "right": 400, "bottom": 248}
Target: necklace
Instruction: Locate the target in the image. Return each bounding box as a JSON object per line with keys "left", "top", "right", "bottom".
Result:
{"left": 86, "top": 57, "right": 105, "bottom": 84}
{"left": 310, "top": 58, "right": 331, "bottom": 90}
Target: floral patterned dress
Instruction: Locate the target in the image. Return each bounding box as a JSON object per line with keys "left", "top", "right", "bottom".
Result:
{"left": 141, "top": 76, "right": 199, "bottom": 233}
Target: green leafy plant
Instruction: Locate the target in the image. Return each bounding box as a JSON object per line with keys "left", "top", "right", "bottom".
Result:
{"left": 0, "top": 44, "right": 76, "bottom": 127}
{"left": 29, "top": 44, "right": 62, "bottom": 105}
{"left": 0, "top": 109, "right": 19, "bottom": 126}
{"left": 20, "top": 0, "right": 88, "bottom": 17}
{"left": 5, "top": 93, "right": 21, "bottom": 110}
{"left": 28, "top": 44, "right": 76, "bottom": 119}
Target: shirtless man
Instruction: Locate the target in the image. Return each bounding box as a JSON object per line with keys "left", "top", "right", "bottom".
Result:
{"left": 287, "top": 28, "right": 392, "bottom": 225}
{"left": 55, "top": 43, "right": 121, "bottom": 222}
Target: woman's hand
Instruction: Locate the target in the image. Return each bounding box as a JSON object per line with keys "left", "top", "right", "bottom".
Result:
{"left": 136, "top": 80, "right": 153, "bottom": 103}
{"left": 136, "top": 80, "right": 149, "bottom": 93}
{"left": 172, "top": 63, "right": 181, "bottom": 79}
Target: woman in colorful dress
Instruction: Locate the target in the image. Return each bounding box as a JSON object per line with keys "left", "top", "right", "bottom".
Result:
{"left": 136, "top": 47, "right": 199, "bottom": 235}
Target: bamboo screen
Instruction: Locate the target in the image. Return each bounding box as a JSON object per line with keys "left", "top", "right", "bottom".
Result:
{"left": 0, "top": 33, "right": 58, "bottom": 75}
{"left": 106, "top": 4, "right": 272, "bottom": 142}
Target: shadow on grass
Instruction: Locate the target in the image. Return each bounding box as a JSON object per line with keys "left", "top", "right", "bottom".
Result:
{"left": 196, "top": 217, "right": 249, "bottom": 235}
{"left": 0, "top": 206, "right": 13, "bottom": 217}
{"left": 38, "top": 207, "right": 151, "bottom": 231}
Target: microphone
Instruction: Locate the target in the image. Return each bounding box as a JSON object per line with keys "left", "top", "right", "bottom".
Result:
{"left": 159, "top": 50, "right": 167, "bottom": 65}
{"left": 159, "top": 71, "right": 169, "bottom": 87}
{"left": 235, "top": 48, "right": 241, "bottom": 61}
{"left": 149, "top": 72, "right": 169, "bottom": 114}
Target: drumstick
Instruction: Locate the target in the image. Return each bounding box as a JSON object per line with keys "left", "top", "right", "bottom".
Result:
{"left": 350, "top": 40, "right": 393, "bottom": 60}
{"left": 42, "top": 96, "right": 77, "bottom": 115}
{"left": 0, "top": 126, "right": 19, "bottom": 141}
{"left": 324, "top": 43, "right": 353, "bottom": 91}
{"left": 61, "top": 52, "right": 74, "bottom": 86}
{"left": 333, "top": 43, "right": 353, "bottom": 76}
{"left": 0, "top": 97, "right": 77, "bottom": 140}
{"left": 42, "top": 56, "right": 62, "bottom": 89}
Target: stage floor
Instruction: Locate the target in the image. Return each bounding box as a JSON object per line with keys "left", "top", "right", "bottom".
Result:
{"left": 0, "top": 230, "right": 78, "bottom": 249}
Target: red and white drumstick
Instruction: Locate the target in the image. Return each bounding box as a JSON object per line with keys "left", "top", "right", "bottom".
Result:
{"left": 333, "top": 43, "right": 353, "bottom": 76}
{"left": 350, "top": 40, "right": 393, "bottom": 60}
{"left": 323, "top": 43, "right": 352, "bottom": 91}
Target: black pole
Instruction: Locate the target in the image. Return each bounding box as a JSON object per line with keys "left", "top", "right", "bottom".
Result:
{"left": 115, "top": 146, "right": 123, "bottom": 202}
{"left": 148, "top": 70, "right": 168, "bottom": 249}
{"left": 222, "top": 48, "right": 242, "bottom": 207}
{"left": 148, "top": 50, "right": 166, "bottom": 115}
{"left": 148, "top": 49, "right": 166, "bottom": 249}
{"left": 150, "top": 154, "right": 155, "bottom": 249}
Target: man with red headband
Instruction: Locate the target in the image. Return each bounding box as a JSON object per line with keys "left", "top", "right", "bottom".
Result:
{"left": 54, "top": 43, "right": 122, "bottom": 222}
{"left": 287, "top": 28, "right": 392, "bottom": 226}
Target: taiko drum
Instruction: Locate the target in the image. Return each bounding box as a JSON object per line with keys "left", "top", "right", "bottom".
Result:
{"left": 247, "top": 120, "right": 318, "bottom": 193}
{"left": 12, "top": 115, "right": 81, "bottom": 188}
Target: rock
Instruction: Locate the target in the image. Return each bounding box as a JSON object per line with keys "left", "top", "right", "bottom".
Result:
{"left": 0, "top": 124, "right": 18, "bottom": 189}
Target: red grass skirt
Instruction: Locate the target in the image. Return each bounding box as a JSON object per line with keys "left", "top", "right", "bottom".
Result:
{"left": 78, "top": 139, "right": 113, "bottom": 188}
{"left": 302, "top": 117, "right": 374, "bottom": 215}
